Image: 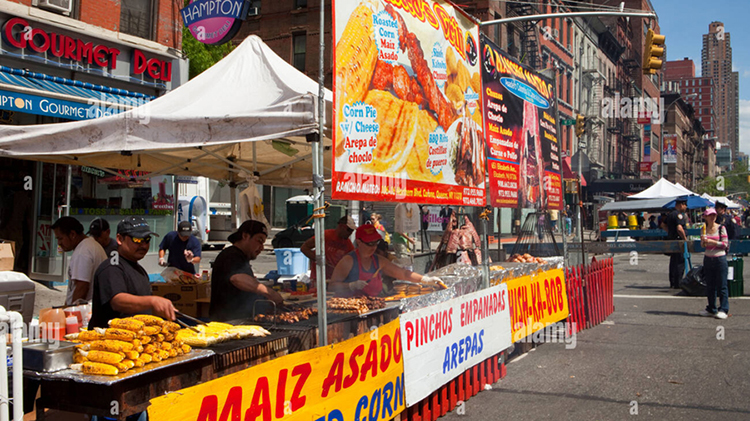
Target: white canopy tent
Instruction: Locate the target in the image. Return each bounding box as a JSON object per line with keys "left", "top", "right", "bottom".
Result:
{"left": 0, "top": 35, "right": 333, "bottom": 187}
{"left": 628, "top": 178, "right": 693, "bottom": 200}
{"left": 700, "top": 193, "right": 742, "bottom": 209}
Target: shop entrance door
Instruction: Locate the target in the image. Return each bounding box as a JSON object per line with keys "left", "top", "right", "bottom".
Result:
{"left": 29, "top": 163, "right": 68, "bottom": 284}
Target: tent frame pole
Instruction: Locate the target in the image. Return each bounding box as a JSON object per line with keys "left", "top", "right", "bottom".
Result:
{"left": 314, "top": 0, "right": 328, "bottom": 347}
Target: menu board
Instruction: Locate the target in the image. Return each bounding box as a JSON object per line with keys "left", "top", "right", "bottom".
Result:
{"left": 480, "top": 35, "right": 563, "bottom": 210}
{"left": 332, "top": 0, "right": 486, "bottom": 206}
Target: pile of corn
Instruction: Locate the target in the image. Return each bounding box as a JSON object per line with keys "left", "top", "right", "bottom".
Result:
{"left": 175, "top": 322, "right": 271, "bottom": 347}
{"left": 66, "top": 315, "right": 191, "bottom": 376}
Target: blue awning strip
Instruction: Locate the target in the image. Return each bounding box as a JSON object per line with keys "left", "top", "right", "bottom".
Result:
{"left": 0, "top": 66, "right": 156, "bottom": 108}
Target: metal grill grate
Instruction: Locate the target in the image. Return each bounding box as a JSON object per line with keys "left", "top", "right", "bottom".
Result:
{"left": 508, "top": 211, "right": 561, "bottom": 257}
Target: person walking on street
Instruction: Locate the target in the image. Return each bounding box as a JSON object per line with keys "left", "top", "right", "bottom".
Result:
{"left": 158, "top": 220, "right": 202, "bottom": 274}
{"left": 52, "top": 217, "right": 108, "bottom": 305}
{"left": 715, "top": 201, "right": 738, "bottom": 240}
{"left": 665, "top": 197, "right": 688, "bottom": 289}
{"left": 699, "top": 208, "right": 729, "bottom": 319}
{"left": 550, "top": 209, "right": 559, "bottom": 232}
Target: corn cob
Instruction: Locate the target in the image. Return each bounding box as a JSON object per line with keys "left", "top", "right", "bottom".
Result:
{"left": 123, "top": 350, "right": 140, "bottom": 360}
{"left": 139, "top": 336, "right": 151, "bottom": 344}
{"left": 334, "top": 2, "right": 378, "bottom": 157}
{"left": 79, "top": 350, "right": 124, "bottom": 365}
{"left": 65, "top": 330, "right": 105, "bottom": 342}
{"left": 163, "top": 332, "right": 175, "bottom": 342}
{"left": 157, "top": 350, "right": 170, "bottom": 360}
{"left": 112, "top": 362, "right": 130, "bottom": 373}
{"left": 108, "top": 318, "right": 145, "bottom": 333}
{"left": 168, "top": 348, "right": 178, "bottom": 358}
{"left": 139, "top": 353, "right": 153, "bottom": 363}
{"left": 143, "top": 326, "right": 162, "bottom": 336}
{"left": 132, "top": 357, "right": 145, "bottom": 368}
{"left": 156, "top": 334, "right": 165, "bottom": 342}
{"left": 150, "top": 352, "right": 162, "bottom": 362}
{"left": 175, "top": 346, "right": 184, "bottom": 355}
{"left": 132, "top": 339, "right": 141, "bottom": 348}
{"left": 72, "top": 362, "right": 119, "bottom": 376}
{"left": 133, "top": 315, "right": 165, "bottom": 326}
{"left": 73, "top": 354, "right": 88, "bottom": 364}
{"left": 122, "top": 359, "right": 135, "bottom": 369}
{"left": 163, "top": 321, "right": 180, "bottom": 333}
{"left": 135, "top": 345, "right": 144, "bottom": 353}
{"left": 143, "top": 344, "right": 157, "bottom": 354}
{"left": 95, "top": 328, "right": 137, "bottom": 341}
{"left": 181, "top": 344, "right": 191, "bottom": 354}
{"left": 160, "top": 342, "right": 172, "bottom": 351}
{"left": 90, "top": 340, "right": 134, "bottom": 353}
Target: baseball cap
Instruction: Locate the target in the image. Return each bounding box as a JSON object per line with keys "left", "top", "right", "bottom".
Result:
{"left": 356, "top": 224, "right": 382, "bottom": 243}
{"left": 87, "top": 218, "right": 110, "bottom": 236}
{"left": 715, "top": 200, "right": 728, "bottom": 209}
{"left": 228, "top": 220, "right": 268, "bottom": 244}
{"left": 117, "top": 216, "right": 159, "bottom": 238}
{"left": 704, "top": 208, "right": 717, "bottom": 216}
{"left": 339, "top": 216, "right": 356, "bottom": 231}
{"left": 178, "top": 221, "right": 192, "bottom": 235}
{"left": 675, "top": 196, "right": 688, "bottom": 204}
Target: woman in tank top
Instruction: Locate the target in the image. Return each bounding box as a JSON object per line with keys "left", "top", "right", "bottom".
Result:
{"left": 699, "top": 207, "right": 729, "bottom": 319}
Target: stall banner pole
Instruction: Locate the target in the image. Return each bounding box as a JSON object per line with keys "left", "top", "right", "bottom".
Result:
{"left": 314, "top": 0, "right": 328, "bottom": 347}
{"left": 552, "top": 64, "right": 568, "bottom": 268}
{"left": 173, "top": 176, "right": 179, "bottom": 231}
{"left": 480, "top": 207, "right": 490, "bottom": 289}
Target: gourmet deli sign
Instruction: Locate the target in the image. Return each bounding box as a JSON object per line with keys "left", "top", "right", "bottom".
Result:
{"left": 1, "top": 16, "right": 172, "bottom": 82}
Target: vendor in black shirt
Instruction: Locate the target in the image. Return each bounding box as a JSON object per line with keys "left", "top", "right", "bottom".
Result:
{"left": 210, "top": 220, "right": 284, "bottom": 322}
{"left": 664, "top": 197, "right": 688, "bottom": 289}
{"left": 89, "top": 216, "right": 176, "bottom": 328}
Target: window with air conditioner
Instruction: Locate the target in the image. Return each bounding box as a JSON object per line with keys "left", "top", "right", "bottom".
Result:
{"left": 32, "top": 0, "right": 73, "bottom": 15}
{"left": 120, "top": 0, "right": 155, "bottom": 40}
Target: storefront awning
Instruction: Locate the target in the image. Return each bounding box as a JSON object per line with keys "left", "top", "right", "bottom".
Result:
{"left": 0, "top": 66, "right": 155, "bottom": 120}
{"left": 562, "top": 156, "right": 587, "bottom": 186}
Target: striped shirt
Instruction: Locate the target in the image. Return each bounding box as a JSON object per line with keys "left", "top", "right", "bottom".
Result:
{"left": 704, "top": 225, "right": 728, "bottom": 257}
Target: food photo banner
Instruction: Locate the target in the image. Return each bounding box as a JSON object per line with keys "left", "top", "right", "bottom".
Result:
{"left": 399, "top": 283, "right": 511, "bottom": 406}
{"left": 503, "top": 268, "right": 569, "bottom": 342}
{"left": 148, "top": 320, "right": 405, "bottom": 421}
{"left": 332, "top": 0, "right": 486, "bottom": 206}
{"left": 480, "top": 35, "right": 563, "bottom": 210}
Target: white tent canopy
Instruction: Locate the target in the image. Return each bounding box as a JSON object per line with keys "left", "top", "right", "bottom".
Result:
{"left": 628, "top": 178, "right": 693, "bottom": 199}
{"left": 0, "top": 35, "right": 332, "bottom": 186}
{"left": 700, "top": 193, "right": 741, "bottom": 209}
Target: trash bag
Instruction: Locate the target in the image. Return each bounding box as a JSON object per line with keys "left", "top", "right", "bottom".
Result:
{"left": 680, "top": 265, "right": 706, "bottom": 296}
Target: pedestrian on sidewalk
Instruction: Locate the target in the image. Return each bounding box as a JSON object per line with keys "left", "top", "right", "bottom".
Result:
{"left": 699, "top": 208, "right": 729, "bottom": 319}
{"left": 550, "top": 209, "right": 559, "bottom": 232}
{"left": 665, "top": 197, "right": 688, "bottom": 289}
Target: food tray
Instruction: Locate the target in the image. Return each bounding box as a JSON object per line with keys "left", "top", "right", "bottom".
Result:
{"left": 22, "top": 341, "right": 78, "bottom": 373}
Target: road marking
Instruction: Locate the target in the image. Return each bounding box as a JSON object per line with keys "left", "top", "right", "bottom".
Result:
{"left": 614, "top": 294, "right": 750, "bottom": 300}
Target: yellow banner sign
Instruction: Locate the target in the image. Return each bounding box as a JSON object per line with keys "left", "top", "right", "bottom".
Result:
{"left": 148, "top": 319, "right": 405, "bottom": 421}
{"left": 506, "top": 268, "right": 569, "bottom": 342}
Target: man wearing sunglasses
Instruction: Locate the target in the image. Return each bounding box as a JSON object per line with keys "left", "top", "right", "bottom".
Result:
{"left": 89, "top": 216, "right": 176, "bottom": 328}
{"left": 300, "top": 216, "right": 356, "bottom": 281}
{"left": 210, "top": 220, "right": 284, "bottom": 321}
{"left": 329, "top": 224, "right": 443, "bottom": 297}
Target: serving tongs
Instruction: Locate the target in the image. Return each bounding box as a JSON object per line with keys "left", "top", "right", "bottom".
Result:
{"left": 174, "top": 318, "right": 200, "bottom": 333}
{"left": 175, "top": 310, "right": 208, "bottom": 327}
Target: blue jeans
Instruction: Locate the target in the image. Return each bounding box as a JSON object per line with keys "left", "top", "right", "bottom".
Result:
{"left": 703, "top": 255, "right": 729, "bottom": 314}
{"left": 564, "top": 218, "right": 572, "bottom": 235}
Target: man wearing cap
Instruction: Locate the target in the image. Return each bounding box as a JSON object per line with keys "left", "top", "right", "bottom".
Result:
{"left": 89, "top": 216, "right": 176, "bottom": 328}
{"left": 329, "top": 224, "right": 443, "bottom": 297}
{"left": 664, "top": 197, "right": 688, "bottom": 289}
{"left": 158, "top": 221, "right": 202, "bottom": 274}
{"left": 715, "top": 201, "right": 738, "bottom": 240}
{"left": 210, "top": 220, "right": 284, "bottom": 322}
{"left": 51, "top": 217, "right": 108, "bottom": 305}
{"left": 300, "top": 216, "right": 356, "bottom": 281}
{"left": 87, "top": 218, "right": 118, "bottom": 257}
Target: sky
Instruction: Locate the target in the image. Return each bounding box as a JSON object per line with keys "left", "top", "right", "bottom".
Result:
{"left": 654, "top": 0, "right": 749, "bottom": 155}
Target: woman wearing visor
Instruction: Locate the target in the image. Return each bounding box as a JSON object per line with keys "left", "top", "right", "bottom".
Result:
{"left": 329, "top": 224, "right": 442, "bottom": 297}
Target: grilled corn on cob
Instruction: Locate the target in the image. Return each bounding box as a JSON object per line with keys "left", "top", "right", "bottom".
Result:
{"left": 150, "top": 352, "right": 162, "bottom": 362}
{"left": 163, "top": 332, "right": 175, "bottom": 342}
{"left": 139, "top": 336, "right": 151, "bottom": 344}
{"left": 143, "top": 326, "right": 161, "bottom": 336}
{"left": 160, "top": 342, "right": 172, "bottom": 351}
{"left": 78, "top": 350, "right": 124, "bottom": 365}
{"left": 90, "top": 340, "right": 134, "bottom": 353}
{"left": 123, "top": 350, "right": 140, "bottom": 360}
{"left": 71, "top": 362, "right": 119, "bottom": 376}
{"left": 181, "top": 344, "right": 191, "bottom": 354}
{"left": 132, "top": 357, "right": 146, "bottom": 368}
{"left": 73, "top": 354, "right": 88, "bottom": 364}
{"left": 157, "top": 350, "right": 170, "bottom": 360}
{"left": 163, "top": 321, "right": 180, "bottom": 333}
{"left": 133, "top": 315, "right": 165, "bottom": 326}
{"left": 139, "top": 353, "right": 153, "bottom": 363}
{"left": 156, "top": 334, "right": 165, "bottom": 342}
{"left": 108, "top": 318, "right": 145, "bottom": 333}
{"left": 94, "top": 328, "right": 137, "bottom": 341}
{"left": 143, "top": 344, "right": 157, "bottom": 354}
{"left": 168, "top": 348, "right": 178, "bottom": 358}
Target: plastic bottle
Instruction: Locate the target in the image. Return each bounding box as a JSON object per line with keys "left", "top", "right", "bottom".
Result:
{"left": 39, "top": 308, "right": 66, "bottom": 342}
{"left": 65, "top": 316, "right": 79, "bottom": 335}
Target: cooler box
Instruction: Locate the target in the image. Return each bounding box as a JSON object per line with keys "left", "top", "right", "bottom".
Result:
{"left": 0, "top": 271, "right": 36, "bottom": 324}
{"left": 274, "top": 248, "right": 309, "bottom": 275}
{"left": 728, "top": 257, "right": 744, "bottom": 297}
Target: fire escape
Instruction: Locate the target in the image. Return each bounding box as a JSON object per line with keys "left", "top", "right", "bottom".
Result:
{"left": 506, "top": 1, "right": 541, "bottom": 69}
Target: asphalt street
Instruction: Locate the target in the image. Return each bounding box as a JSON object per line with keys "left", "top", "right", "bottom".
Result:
{"left": 442, "top": 252, "right": 750, "bottom": 421}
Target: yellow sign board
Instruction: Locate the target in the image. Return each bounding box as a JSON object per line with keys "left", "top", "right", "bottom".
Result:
{"left": 148, "top": 319, "right": 406, "bottom": 421}
{"left": 505, "top": 268, "right": 569, "bottom": 342}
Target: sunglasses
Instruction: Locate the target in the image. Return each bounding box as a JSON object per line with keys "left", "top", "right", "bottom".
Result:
{"left": 129, "top": 236, "right": 152, "bottom": 244}
{"left": 361, "top": 240, "right": 379, "bottom": 246}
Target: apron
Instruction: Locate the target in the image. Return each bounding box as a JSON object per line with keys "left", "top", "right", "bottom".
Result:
{"left": 356, "top": 250, "right": 383, "bottom": 297}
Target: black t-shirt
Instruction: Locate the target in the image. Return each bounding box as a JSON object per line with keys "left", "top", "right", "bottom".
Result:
{"left": 89, "top": 256, "right": 151, "bottom": 329}
{"left": 209, "top": 246, "right": 265, "bottom": 322}
{"left": 717, "top": 214, "right": 738, "bottom": 240}
{"left": 665, "top": 210, "right": 686, "bottom": 240}
{"left": 159, "top": 231, "right": 202, "bottom": 274}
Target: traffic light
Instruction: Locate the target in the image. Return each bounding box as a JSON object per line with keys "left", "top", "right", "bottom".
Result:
{"left": 575, "top": 115, "right": 586, "bottom": 137}
{"left": 643, "top": 28, "right": 665, "bottom": 75}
